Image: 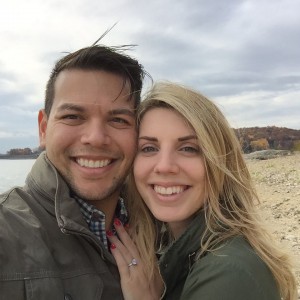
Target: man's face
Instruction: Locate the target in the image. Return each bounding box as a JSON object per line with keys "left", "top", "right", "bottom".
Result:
{"left": 39, "top": 70, "right": 137, "bottom": 207}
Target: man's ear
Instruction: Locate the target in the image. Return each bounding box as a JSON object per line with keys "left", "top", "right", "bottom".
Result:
{"left": 38, "top": 109, "right": 47, "bottom": 149}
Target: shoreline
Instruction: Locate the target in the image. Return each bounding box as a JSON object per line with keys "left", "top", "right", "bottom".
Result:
{"left": 0, "top": 154, "right": 39, "bottom": 160}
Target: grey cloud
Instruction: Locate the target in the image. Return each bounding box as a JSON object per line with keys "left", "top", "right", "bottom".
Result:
{"left": 0, "top": 104, "right": 38, "bottom": 132}
{"left": 1, "top": 0, "right": 300, "bottom": 153}
{"left": 188, "top": 73, "right": 300, "bottom": 97}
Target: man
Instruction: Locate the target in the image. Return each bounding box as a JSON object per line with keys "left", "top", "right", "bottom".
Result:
{"left": 0, "top": 44, "right": 146, "bottom": 299}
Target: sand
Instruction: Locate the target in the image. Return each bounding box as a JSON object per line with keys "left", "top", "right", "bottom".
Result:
{"left": 246, "top": 152, "right": 300, "bottom": 297}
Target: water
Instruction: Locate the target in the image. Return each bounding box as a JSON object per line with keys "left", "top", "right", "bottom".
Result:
{"left": 0, "top": 159, "right": 35, "bottom": 193}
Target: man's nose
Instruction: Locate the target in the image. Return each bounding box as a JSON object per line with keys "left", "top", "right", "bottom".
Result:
{"left": 80, "top": 120, "right": 111, "bottom": 146}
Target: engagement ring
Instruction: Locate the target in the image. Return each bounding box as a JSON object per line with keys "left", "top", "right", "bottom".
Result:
{"left": 128, "top": 258, "right": 138, "bottom": 267}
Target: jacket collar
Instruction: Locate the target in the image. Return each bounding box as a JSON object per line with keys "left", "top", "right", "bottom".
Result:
{"left": 25, "top": 152, "right": 95, "bottom": 235}
{"left": 24, "top": 152, "right": 119, "bottom": 262}
{"left": 159, "top": 210, "right": 206, "bottom": 293}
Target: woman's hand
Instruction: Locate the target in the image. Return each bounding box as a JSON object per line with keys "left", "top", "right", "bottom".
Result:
{"left": 107, "top": 219, "right": 163, "bottom": 300}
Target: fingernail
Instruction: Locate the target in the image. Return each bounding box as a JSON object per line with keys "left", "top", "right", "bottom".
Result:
{"left": 124, "top": 223, "right": 130, "bottom": 229}
{"left": 114, "top": 218, "right": 121, "bottom": 226}
{"left": 110, "top": 243, "right": 116, "bottom": 250}
{"left": 106, "top": 230, "right": 114, "bottom": 237}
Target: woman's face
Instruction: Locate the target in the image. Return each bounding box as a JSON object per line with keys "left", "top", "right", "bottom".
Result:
{"left": 134, "top": 108, "right": 207, "bottom": 238}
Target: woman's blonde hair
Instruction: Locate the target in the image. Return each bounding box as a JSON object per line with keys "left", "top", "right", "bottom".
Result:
{"left": 126, "top": 81, "right": 297, "bottom": 299}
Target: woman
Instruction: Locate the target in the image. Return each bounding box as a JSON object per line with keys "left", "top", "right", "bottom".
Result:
{"left": 108, "top": 82, "right": 297, "bottom": 300}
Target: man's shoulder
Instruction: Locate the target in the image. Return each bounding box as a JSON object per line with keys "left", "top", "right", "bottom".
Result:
{"left": 1, "top": 186, "right": 26, "bottom": 207}
{"left": 0, "top": 186, "right": 30, "bottom": 207}
{"left": 0, "top": 187, "right": 54, "bottom": 264}
{"left": 0, "top": 187, "right": 42, "bottom": 233}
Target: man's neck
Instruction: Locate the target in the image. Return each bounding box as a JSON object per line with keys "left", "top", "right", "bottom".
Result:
{"left": 85, "top": 194, "right": 120, "bottom": 231}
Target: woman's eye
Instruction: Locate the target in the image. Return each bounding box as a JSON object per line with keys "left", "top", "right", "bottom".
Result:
{"left": 181, "top": 146, "right": 199, "bottom": 153}
{"left": 141, "top": 146, "right": 157, "bottom": 153}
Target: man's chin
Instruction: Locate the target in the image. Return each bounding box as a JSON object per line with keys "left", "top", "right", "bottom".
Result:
{"left": 74, "top": 189, "right": 110, "bottom": 202}
{"left": 66, "top": 173, "right": 125, "bottom": 200}
{"left": 72, "top": 182, "right": 122, "bottom": 202}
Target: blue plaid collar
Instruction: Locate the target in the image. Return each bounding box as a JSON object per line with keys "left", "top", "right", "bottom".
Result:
{"left": 74, "top": 196, "right": 128, "bottom": 249}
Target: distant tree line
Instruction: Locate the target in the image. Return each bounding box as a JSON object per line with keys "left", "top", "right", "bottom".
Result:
{"left": 4, "top": 147, "right": 42, "bottom": 156}
{"left": 7, "top": 148, "right": 33, "bottom": 155}
{"left": 234, "top": 126, "right": 300, "bottom": 153}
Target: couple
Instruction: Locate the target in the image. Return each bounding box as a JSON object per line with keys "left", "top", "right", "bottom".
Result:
{"left": 0, "top": 44, "right": 297, "bottom": 299}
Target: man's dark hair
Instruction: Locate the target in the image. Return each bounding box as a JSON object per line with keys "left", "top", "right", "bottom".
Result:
{"left": 44, "top": 44, "right": 147, "bottom": 116}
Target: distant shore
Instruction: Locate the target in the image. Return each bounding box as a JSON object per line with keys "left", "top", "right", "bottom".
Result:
{"left": 0, "top": 153, "right": 39, "bottom": 160}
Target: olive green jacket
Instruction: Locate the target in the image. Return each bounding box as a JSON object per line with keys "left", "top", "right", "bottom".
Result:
{"left": 159, "top": 212, "right": 281, "bottom": 300}
{"left": 0, "top": 153, "right": 123, "bottom": 300}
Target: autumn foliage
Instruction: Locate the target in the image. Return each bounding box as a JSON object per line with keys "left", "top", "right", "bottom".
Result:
{"left": 234, "top": 126, "right": 300, "bottom": 153}
{"left": 7, "top": 148, "right": 33, "bottom": 155}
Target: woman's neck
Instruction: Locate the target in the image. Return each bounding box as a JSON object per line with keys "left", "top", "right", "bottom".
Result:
{"left": 168, "top": 216, "right": 194, "bottom": 239}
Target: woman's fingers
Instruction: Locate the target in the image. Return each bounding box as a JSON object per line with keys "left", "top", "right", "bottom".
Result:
{"left": 109, "top": 242, "right": 131, "bottom": 277}
{"left": 107, "top": 221, "right": 160, "bottom": 300}
{"left": 107, "top": 219, "right": 140, "bottom": 270}
{"left": 107, "top": 232, "right": 134, "bottom": 265}
{"left": 112, "top": 218, "right": 140, "bottom": 258}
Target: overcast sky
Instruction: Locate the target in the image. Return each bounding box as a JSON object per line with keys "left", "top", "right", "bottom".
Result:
{"left": 0, "top": 0, "right": 299, "bottom": 153}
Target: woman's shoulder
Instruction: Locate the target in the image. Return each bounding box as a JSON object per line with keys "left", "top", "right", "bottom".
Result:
{"left": 181, "top": 236, "right": 280, "bottom": 300}
{"left": 198, "top": 236, "right": 269, "bottom": 274}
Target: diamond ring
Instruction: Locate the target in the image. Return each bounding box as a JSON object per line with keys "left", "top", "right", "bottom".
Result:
{"left": 128, "top": 258, "right": 138, "bottom": 267}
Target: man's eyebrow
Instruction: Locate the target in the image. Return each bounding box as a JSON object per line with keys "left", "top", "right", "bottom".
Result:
{"left": 55, "top": 105, "right": 134, "bottom": 117}
{"left": 56, "top": 103, "right": 85, "bottom": 112}
{"left": 109, "top": 109, "right": 135, "bottom": 118}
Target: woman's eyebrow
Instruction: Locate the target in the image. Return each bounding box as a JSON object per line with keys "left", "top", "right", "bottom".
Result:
{"left": 138, "top": 136, "right": 158, "bottom": 142}
{"left": 178, "top": 135, "right": 197, "bottom": 142}
{"left": 138, "top": 135, "right": 197, "bottom": 142}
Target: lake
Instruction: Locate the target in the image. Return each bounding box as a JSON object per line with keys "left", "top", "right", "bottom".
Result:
{"left": 0, "top": 159, "right": 35, "bottom": 193}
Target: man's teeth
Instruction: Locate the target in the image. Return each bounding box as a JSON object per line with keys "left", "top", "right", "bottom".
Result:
{"left": 154, "top": 185, "right": 185, "bottom": 195}
{"left": 76, "top": 158, "right": 110, "bottom": 168}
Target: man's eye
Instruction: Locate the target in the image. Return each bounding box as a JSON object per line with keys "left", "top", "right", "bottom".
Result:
{"left": 62, "top": 114, "right": 79, "bottom": 119}
{"left": 112, "top": 117, "right": 130, "bottom": 124}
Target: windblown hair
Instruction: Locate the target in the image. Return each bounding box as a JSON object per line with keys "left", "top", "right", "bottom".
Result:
{"left": 126, "top": 82, "right": 297, "bottom": 299}
{"left": 44, "top": 44, "right": 147, "bottom": 116}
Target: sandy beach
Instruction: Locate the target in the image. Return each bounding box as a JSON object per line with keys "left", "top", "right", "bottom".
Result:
{"left": 246, "top": 152, "right": 300, "bottom": 297}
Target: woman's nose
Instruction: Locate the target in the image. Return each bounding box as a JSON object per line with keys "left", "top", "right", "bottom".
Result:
{"left": 153, "top": 152, "right": 179, "bottom": 174}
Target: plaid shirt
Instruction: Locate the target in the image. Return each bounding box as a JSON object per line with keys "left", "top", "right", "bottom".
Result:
{"left": 75, "top": 196, "right": 128, "bottom": 250}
